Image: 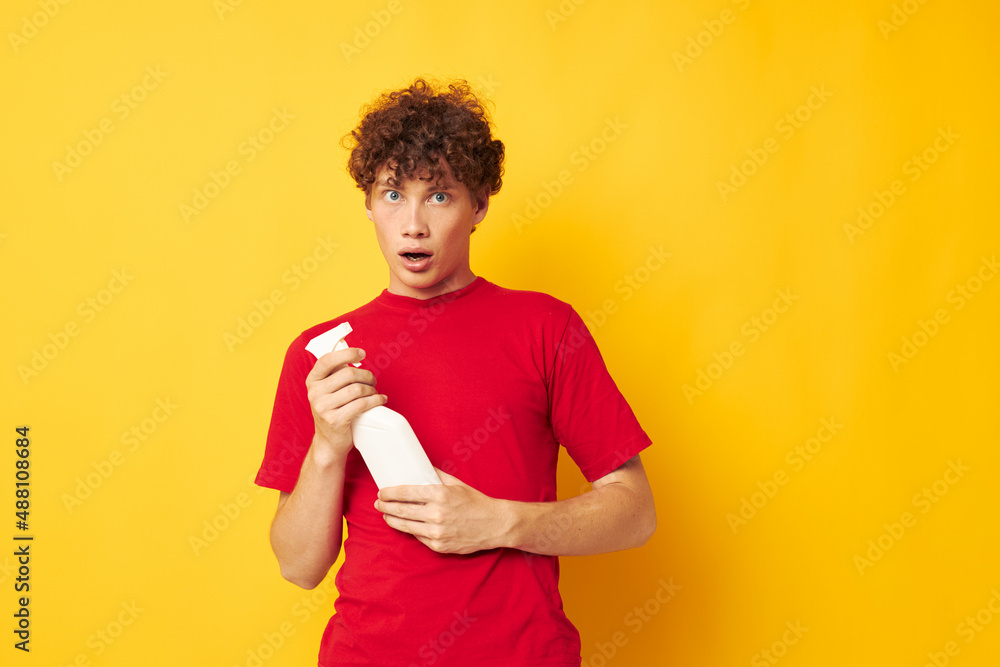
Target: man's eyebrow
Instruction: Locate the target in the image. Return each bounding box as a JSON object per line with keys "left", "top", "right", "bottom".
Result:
{"left": 375, "top": 179, "right": 452, "bottom": 192}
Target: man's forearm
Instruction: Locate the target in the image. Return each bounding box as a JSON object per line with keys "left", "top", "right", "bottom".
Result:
{"left": 502, "top": 474, "right": 656, "bottom": 557}
{"left": 376, "top": 455, "right": 656, "bottom": 556}
{"left": 269, "top": 439, "right": 348, "bottom": 589}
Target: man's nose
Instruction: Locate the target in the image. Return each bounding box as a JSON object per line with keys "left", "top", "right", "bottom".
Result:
{"left": 401, "top": 202, "right": 429, "bottom": 237}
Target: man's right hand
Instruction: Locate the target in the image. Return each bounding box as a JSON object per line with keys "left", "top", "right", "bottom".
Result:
{"left": 271, "top": 346, "right": 381, "bottom": 589}
{"left": 305, "top": 347, "right": 387, "bottom": 459}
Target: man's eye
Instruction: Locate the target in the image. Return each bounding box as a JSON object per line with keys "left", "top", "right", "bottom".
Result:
{"left": 386, "top": 191, "right": 401, "bottom": 202}
{"left": 431, "top": 192, "right": 448, "bottom": 203}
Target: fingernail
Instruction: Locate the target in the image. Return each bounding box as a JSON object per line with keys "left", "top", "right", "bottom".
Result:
{"left": 358, "top": 349, "right": 366, "bottom": 359}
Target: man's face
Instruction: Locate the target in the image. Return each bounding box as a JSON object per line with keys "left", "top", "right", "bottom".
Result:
{"left": 366, "top": 162, "right": 489, "bottom": 300}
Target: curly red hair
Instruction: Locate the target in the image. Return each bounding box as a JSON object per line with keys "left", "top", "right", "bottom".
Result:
{"left": 344, "top": 78, "right": 505, "bottom": 205}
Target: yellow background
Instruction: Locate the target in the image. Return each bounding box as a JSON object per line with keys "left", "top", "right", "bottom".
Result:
{"left": 3, "top": 0, "right": 999, "bottom": 665}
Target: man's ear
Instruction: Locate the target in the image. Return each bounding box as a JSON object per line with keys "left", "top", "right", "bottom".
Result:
{"left": 471, "top": 186, "right": 490, "bottom": 225}
{"left": 365, "top": 192, "right": 374, "bottom": 221}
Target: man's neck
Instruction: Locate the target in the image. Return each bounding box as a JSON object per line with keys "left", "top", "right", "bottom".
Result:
{"left": 387, "top": 272, "right": 478, "bottom": 300}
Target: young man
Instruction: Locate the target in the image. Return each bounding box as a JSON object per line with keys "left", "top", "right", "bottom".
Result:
{"left": 255, "top": 78, "right": 655, "bottom": 667}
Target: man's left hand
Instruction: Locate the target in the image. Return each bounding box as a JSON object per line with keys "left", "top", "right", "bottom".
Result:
{"left": 375, "top": 469, "right": 511, "bottom": 554}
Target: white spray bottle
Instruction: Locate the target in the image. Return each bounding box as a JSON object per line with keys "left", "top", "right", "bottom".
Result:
{"left": 305, "top": 322, "right": 441, "bottom": 489}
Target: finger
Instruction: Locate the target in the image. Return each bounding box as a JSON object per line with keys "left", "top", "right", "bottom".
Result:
{"left": 382, "top": 513, "right": 431, "bottom": 537}
{"left": 433, "top": 468, "right": 466, "bottom": 486}
{"left": 322, "top": 391, "right": 388, "bottom": 423}
{"left": 378, "top": 483, "right": 439, "bottom": 503}
{"left": 308, "top": 367, "right": 380, "bottom": 409}
{"left": 314, "top": 379, "right": 384, "bottom": 414}
{"left": 309, "top": 362, "right": 377, "bottom": 395}
{"left": 375, "top": 499, "right": 427, "bottom": 521}
{"left": 382, "top": 513, "right": 409, "bottom": 533}
{"left": 305, "top": 347, "right": 368, "bottom": 383}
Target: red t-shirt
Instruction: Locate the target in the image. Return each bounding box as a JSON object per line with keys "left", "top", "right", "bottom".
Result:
{"left": 255, "top": 277, "right": 651, "bottom": 667}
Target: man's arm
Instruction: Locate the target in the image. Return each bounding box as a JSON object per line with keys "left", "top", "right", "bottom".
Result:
{"left": 268, "top": 346, "right": 386, "bottom": 589}
{"left": 375, "top": 454, "right": 656, "bottom": 556}
{"left": 268, "top": 443, "right": 348, "bottom": 589}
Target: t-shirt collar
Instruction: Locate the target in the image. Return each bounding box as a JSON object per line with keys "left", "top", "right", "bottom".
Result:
{"left": 376, "top": 276, "right": 487, "bottom": 311}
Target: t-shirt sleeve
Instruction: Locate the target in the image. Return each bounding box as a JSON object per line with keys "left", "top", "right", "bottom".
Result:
{"left": 546, "top": 306, "right": 652, "bottom": 482}
{"left": 254, "top": 333, "right": 316, "bottom": 493}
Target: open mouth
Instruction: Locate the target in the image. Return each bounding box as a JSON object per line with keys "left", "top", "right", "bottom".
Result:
{"left": 402, "top": 252, "right": 430, "bottom": 261}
